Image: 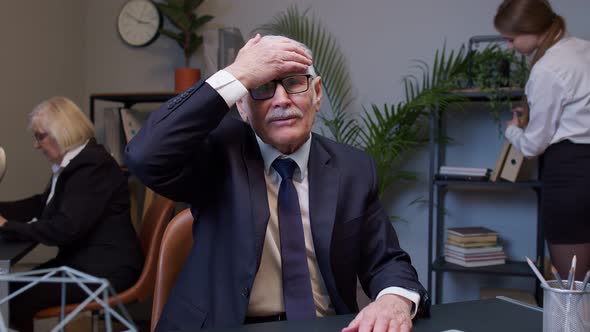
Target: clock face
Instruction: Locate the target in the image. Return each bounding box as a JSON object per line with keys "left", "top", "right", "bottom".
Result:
{"left": 117, "top": 0, "right": 161, "bottom": 47}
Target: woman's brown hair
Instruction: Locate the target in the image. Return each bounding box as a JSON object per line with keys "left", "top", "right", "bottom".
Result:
{"left": 494, "top": 0, "right": 566, "bottom": 127}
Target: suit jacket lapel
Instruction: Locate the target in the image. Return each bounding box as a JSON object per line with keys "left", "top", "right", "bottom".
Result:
{"left": 307, "top": 136, "right": 345, "bottom": 310}
{"left": 242, "top": 129, "right": 270, "bottom": 270}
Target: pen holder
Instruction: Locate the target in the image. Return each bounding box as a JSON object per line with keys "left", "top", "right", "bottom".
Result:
{"left": 542, "top": 280, "right": 590, "bottom": 332}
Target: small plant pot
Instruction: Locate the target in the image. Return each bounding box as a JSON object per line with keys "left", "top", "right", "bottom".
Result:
{"left": 175, "top": 68, "right": 201, "bottom": 92}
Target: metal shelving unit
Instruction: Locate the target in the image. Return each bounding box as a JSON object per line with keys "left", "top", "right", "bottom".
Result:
{"left": 426, "top": 91, "right": 545, "bottom": 304}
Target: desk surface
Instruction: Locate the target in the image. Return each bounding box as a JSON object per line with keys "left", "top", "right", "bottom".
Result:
{"left": 0, "top": 239, "right": 37, "bottom": 264}
{"left": 200, "top": 298, "right": 542, "bottom": 332}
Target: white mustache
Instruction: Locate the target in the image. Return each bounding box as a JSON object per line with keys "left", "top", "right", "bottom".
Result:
{"left": 266, "top": 108, "right": 304, "bottom": 121}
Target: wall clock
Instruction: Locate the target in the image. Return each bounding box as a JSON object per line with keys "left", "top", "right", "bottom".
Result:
{"left": 117, "top": 0, "right": 162, "bottom": 47}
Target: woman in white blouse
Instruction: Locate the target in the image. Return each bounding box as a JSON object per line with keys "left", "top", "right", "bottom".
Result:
{"left": 495, "top": 0, "right": 590, "bottom": 281}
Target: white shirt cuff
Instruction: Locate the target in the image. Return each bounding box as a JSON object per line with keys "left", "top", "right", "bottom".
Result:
{"left": 504, "top": 124, "right": 522, "bottom": 143}
{"left": 376, "top": 287, "right": 421, "bottom": 319}
{"left": 205, "top": 70, "right": 249, "bottom": 108}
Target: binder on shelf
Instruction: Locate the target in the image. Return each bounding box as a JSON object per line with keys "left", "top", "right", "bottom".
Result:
{"left": 490, "top": 141, "right": 511, "bottom": 182}
{"left": 120, "top": 108, "right": 149, "bottom": 143}
{"left": 100, "top": 107, "right": 124, "bottom": 166}
{"left": 500, "top": 144, "right": 525, "bottom": 182}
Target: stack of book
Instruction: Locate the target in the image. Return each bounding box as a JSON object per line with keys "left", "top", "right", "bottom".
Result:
{"left": 444, "top": 226, "right": 506, "bottom": 267}
{"left": 438, "top": 166, "right": 492, "bottom": 181}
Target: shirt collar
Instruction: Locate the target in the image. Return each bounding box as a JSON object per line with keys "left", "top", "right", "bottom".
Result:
{"left": 255, "top": 134, "right": 312, "bottom": 182}
{"left": 51, "top": 140, "right": 89, "bottom": 174}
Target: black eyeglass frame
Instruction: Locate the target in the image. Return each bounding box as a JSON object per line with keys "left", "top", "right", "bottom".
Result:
{"left": 33, "top": 132, "right": 49, "bottom": 143}
{"left": 248, "top": 74, "right": 313, "bottom": 101}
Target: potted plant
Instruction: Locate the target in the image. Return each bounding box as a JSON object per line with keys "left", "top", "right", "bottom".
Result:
{"left": 464, "top": 44, "right": 529, "bottom": 133}
{"left": 156, "top": 0, "right": 214, "bottom": 92}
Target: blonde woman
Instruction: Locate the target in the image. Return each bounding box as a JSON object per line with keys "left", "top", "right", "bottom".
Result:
{"left": 0, "top": 97, "right": 143, "bottom": 331}
{"left": 495, "top": 0, "right": 590, "bottom": 280}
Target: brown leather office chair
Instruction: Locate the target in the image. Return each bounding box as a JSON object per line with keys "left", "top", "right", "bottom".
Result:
{"left": 150, "top": 208, "right": 194, "bottom": 332}
{"left": 34, "top": 192, "right": 175, "bottom": 328}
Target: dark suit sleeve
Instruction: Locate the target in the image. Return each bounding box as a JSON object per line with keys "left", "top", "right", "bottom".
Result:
{"left": 0, "top": 194, "right": 46, "bottom": 221}
{"left": 125, "top": 81, "right": 230, "bottom": 203}
{"left": 358, "top": 157, "right": 431, "bottom": 318}
{"left": 0, "top": 159, "right": 123, "bottom": 246}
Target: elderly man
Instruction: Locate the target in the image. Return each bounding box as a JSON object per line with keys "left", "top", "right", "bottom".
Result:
{"left": 126, "top": 35, "right": 429, "bottom": 332}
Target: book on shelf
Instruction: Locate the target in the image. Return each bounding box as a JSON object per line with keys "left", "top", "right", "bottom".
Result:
{"left": 439, "top": 166, "right": 491, "bottom": 176}
{"left": 447, "top": 239, "right": 498, "bottom": 248}
{"left": 435, "top": 174, "right": 490, "bottom": 181}
{"left": 444, "top": 250, "right": 507, "bottom": 261}
{"left": 447, "top": 226, "right": 498, "bottom": 237}
{"left": 444, "top": 256, "right": 506, "bottom": 267}
{"left": 447, "top": 233, "right": 497, "bottom": 244}
{"left": 445, "top": 243, "right": 503, "bottom": 254}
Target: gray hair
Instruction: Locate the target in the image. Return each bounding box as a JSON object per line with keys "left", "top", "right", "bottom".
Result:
{"left": 261, "top": 35, "right": 317, "bottom": 77}
{"left": 29, "top": 97, "right": 95, "bottom": 154}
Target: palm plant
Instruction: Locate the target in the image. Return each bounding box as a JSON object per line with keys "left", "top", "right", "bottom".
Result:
{"left": 256, "top": 6, "right": 471, "bottom": 196}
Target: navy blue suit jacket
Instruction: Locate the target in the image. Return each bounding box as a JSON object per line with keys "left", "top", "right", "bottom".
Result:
{"left": 125, "top": 81, "right": 429, "bottom": 331}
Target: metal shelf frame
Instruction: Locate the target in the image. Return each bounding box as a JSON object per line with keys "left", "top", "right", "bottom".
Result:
{"left": 426, "top": 92, "right": 545, "bottom": 305}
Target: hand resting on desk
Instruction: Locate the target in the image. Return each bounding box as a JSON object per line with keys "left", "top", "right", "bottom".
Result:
{"left": 342, "top": 294, "right": 412, "bottom": 332}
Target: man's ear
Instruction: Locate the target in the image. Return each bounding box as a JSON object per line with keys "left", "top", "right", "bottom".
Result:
{"left": 236, "top": 97, "right": 249, "bottom": 122}
{"left": 313, "top": 76, "right": 323, "bottom": 112}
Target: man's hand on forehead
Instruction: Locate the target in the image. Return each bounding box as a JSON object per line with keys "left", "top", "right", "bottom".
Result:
{"left": 225, "top": 34, "right": 313, "bottom": 90}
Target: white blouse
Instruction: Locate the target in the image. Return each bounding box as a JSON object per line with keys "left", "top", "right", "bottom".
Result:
{"left": 505, "top": 35, "right": 590, "bottom": 157}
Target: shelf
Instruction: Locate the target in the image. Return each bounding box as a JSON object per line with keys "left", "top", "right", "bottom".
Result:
{"left": 89, "top": 92, "right": 177, "bottom": 122}
{"left": 451, "top": 88, "right": 524, "bottom": 101}
{"left": 433, "top": 258, "right": 536, "bottom": 277}
{"left": 434, "top": 179, "right": 542, "bottom": 189}
{"left": 91, "top": 92, "right": 177, "bottom": 104}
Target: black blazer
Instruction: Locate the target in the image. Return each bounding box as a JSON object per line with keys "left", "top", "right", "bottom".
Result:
{"left": 126, "top": 81, "right": 430, "bottom": 331}
{"left": 0, "top": 139, "right": 143, "bottom": 289}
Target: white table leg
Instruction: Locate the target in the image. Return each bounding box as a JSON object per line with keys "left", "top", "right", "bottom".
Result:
{"left": 0, "top": 260, "right": 9, "bottom": 324}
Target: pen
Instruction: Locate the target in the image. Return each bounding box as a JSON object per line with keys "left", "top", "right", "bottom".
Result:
{"left": 568, "top": 255, "right": 577, "bottom": 290}
{"left": 526, "top": 256, "right": 549, "bottom": 288}
{"left": 551, "top": 265, "right": 566, "bottom": 289}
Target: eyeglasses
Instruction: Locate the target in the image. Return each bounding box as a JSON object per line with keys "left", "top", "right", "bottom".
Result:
{"left": 33, "top": 132, "right": 49, "bottom": 143}
{"left": 249, "top": 74, "right": 312, "bottom": 101}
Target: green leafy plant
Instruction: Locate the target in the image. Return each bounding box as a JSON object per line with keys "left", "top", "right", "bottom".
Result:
{"left": 464, "top": 44, "right": 528, "bottom": 133}
{"left": 156, "top": 0, "right": 214, "bottom": 68}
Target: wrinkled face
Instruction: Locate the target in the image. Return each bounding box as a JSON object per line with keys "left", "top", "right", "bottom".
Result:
{"left": 31, "top": 117, "right": 62, "bottom": 164}
{"left": 501, "top": 33, "right": 542, "bottom": 55}
{"left": 237, "top": 75, "right": 323, "bottom": 154}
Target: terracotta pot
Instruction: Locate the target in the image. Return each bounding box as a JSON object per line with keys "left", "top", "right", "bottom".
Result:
{"left": 175, "top": 68, "right": 201, "bottom": 92}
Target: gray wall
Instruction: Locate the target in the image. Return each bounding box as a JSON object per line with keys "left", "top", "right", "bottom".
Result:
{"left": 1, "top": 0, "right": 589, "bottom": 303}
{"left": 0, "top": 1, "right": 83, "bottom": 200}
